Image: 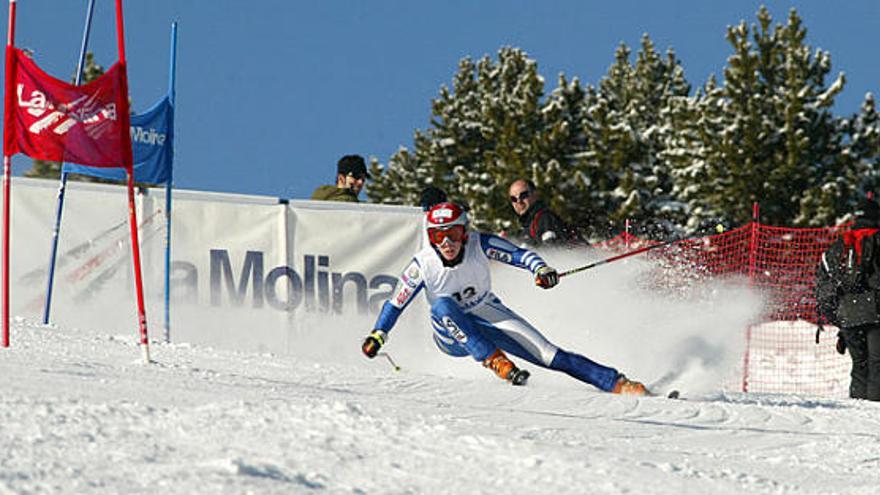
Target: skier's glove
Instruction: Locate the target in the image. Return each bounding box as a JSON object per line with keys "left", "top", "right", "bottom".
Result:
{"left": 362, "top": 330, "right": 387, "bottom": 358}
{"left": 535, "top": 266, "right": 559, "bottom": 289}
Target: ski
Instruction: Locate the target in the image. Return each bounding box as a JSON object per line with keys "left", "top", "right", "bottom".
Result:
{"left": 646, "top": 388, "right": 683, "bottom": 399}
{"left": 510, "top": 368, "right": 530, "bottom": 386}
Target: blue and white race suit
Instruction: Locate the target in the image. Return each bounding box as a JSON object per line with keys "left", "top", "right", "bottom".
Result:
{"left": 373, "top": 232, "right": 620, "bottom": 391}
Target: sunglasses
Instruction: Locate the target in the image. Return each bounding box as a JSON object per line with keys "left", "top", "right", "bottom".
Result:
{"left": 428, "top": 225, "right": 466, "bottom": 245}
{"left": 347, "top": 172, "right": 367, "bottom": 181}
{"left": 509, "top": 190, "right": 531, "bottom": 203}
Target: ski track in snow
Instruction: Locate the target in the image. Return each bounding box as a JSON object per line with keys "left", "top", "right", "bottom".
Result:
{"left": 2, "top": 319, "right": 880, "bottom": 495}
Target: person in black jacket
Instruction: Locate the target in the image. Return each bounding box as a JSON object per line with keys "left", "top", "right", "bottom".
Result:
{"left": 508, "top": 179, "right": 586, "bottom": 248}
{"left": 816, "top": 197, "right": 880, "bottom": 400}
{"left": 419, "top": 186, "right": 448, "bottom": 212}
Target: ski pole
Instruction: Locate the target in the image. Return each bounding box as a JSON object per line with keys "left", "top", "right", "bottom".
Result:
{"left": 378, "top": 351, "right": 401, "bottom": 371}
{"left": 558, "top": 238, "right": 681, "bottom": 278}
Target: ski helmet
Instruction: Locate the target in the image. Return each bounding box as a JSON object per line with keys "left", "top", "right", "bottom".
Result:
{"left": 426, "top": 202, "right": 469, "bottom": 245}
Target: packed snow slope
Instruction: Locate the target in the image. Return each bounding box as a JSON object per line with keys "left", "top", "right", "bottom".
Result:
{"left": 2, "top": 315, "right": 880, "bottom": 495}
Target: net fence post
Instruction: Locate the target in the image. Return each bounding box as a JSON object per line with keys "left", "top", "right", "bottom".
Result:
{"left": 741, "top": 202, "right": 760, "bottom": 393}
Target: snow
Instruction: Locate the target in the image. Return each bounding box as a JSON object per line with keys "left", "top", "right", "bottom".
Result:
{"left": 815, "top": 72, "right": 846, "bottom": 109}
{"left": 3, "top": 253, "right": 880, "bottom": 494}
{"left": 4, "top": 318, "right": 880, "bottom": 494}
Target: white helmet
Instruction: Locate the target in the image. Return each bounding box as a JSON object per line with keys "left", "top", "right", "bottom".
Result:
{"left": 426, "top": 202, "right": 468, "bottom": 229}
{"left": 426, "top": 202, "right": 469, "bottom": 245}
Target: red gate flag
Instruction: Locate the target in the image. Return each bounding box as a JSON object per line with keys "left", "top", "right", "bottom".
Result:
{"left": 3, "top": 47, "right": 133, "bottom": 170}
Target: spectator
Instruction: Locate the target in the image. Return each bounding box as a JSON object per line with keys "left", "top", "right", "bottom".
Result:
{"left": 816, "top": 197, "right": 880, "bottom": 401}
{"left": 311, "top": 155, "right": 369, "bottom": 202}
{"left": 508, "top": 179, "right": 586, "bottom": 247}
{"left": 419, "top": 186, "right": 448, "bottom": 211}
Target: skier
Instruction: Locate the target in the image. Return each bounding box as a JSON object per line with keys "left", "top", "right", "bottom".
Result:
{"left": 361, "top": 202, "right": 649, "bottom": 395}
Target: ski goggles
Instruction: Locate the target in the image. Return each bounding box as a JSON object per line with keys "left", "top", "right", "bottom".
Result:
{"left": 428, "top": 225, "right": 466, "bottom": 245}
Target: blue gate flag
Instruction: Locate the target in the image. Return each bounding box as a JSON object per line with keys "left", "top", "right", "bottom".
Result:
{"left": 63, "top": 95, "right": 174, "bottom": 183}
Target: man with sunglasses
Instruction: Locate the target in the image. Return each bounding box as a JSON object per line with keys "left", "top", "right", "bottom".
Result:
{"left": 310, "top": 154, "right": 370, "bottom": 202}
{"left": 361, "top": 202, "right": 648, "bottom": 395}
{"left": 508, "top": 179, "right": 585, "bottom": 247}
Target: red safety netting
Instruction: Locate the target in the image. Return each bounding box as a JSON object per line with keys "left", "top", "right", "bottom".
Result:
{"left": 598, "top": 222, "right": 852, "bottom": 397}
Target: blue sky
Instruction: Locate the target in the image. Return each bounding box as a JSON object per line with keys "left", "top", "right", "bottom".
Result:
{"left": 2, "top": 0, "right": 878, "bottom": 200}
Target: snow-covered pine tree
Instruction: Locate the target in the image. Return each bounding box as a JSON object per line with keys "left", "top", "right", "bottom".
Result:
{"left": 664, "top": 76, "right": 731, "bottom": 233}
{"left": 366, "top": 146, "right": 423, "bottom": 206}
{"left": 371, "top": 7, "right": 854, "bottom": 235}
{"left": 676, "top": 7, "right": 846, "bottom": 228}
{"left": 847, "top": 94, "right": 880, "bottom": 199}
{"left": 538, "top": 75, "right": 599, "bottom": 238}
{"left": 457, "top": 48, "right": 546, "bottom": 231}
{"left": 581, "top": 37, "right": 690, "bottom": 238}
{"left": 777, "top": 9, "right": 849, "bottom": 226}
{"left": 368, "top": 56, "right": 486, "bottom": 210}
{"left": 627, "top": 38, "right": 691, "bottom": 236}
{"left": 798, "top": 92, "right": 880, "bottom": 225}
{"left": 579, "top": 44, "right": 638, "bottom": 237}
{"left": 577, "top": 83, "right": 619, "bottom": 238}
{"left": 369, "top": 48, "right": 586, "bottom": 233}
{"left": 815, "top": 93, "right": 880, "bottom": 224}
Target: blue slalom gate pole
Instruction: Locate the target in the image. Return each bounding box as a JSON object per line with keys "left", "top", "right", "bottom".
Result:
{"left": 163, "top": 22, "right": 177, "bottom": 343}
{"left": 42, "top": 0, "right": 96, "bottom": 325}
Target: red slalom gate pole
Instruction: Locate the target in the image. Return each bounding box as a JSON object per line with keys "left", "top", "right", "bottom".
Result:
{"left": 126, "top": 171, "right": 151, "bottom": 363}
{"left": 116, "top": 0, "right": 150, "bottom": 362}
{"left": 3, "top": 0, "right": 18, "bottom": 348}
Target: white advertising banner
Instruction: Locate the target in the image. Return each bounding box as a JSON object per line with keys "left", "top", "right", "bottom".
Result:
{"left": 154, "top": 188, "right": 288, "bottom": 350}
{"left": 285, "top": 200, "right": 424, "bottom": 316}
{"left": 5, "top": 177, "right": 425, "bottom": 354}
{"left": 9, "top": 178, "right": 148, "bottom": 326}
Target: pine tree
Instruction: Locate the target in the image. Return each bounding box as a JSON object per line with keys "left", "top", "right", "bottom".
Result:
{"left": 672, "top": 7, "right": 846, "bottom": 228}
{"left": 369, "top": 56, "right": 483, "bottom": 210}
{"left": 626, "top": 39, "right": 691, "bottom": 235}
{"left": 580, "top": 43, "right": 636, "bottom": 236}
{"left": 371, "top": 7, "right": 855, "bottom": 235}
{"left": 580, "top": 37, "right": 691, "bottom": 237}
{"left": 664, "top": 76, "right": 730, "bottom": 232}
{"left": 843, "top": 93, "right": 880, "bottom": 206}
{"left": 368, "top": 48, "right": 577, "bottom": 232}
{"left": 536, "top": 74, "right": 597, "bottom": 236}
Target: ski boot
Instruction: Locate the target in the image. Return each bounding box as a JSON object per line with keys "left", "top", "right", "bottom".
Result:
{"left": 611, "top": 374, "right": 648, "bottom": 396}
{"left": 483, "top": 349, "right": 530, "bottom": 386}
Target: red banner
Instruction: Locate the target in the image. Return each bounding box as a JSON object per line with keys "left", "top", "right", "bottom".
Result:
{"left": 3, "top": 47, "right": 133, "bottom": 169}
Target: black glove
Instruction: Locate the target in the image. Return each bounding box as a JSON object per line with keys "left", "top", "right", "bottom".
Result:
{"left": 836, "top": 332, "right": 847, "bottom": 355}
{"left": 361, "top": 330, "right": 387, "bottom": 358}
{"left": 535, "top": 266, "right": 559, "bottom": 289}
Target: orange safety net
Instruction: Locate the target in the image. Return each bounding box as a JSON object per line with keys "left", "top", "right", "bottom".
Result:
{"left": 598, "top": 223, "right": 852, "bottom": 397}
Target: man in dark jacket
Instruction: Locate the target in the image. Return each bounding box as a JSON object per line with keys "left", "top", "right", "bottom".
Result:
{"left": 508, "top": 179, "right": 586, "bottom": 247}
{"left": 816, "top": 197, "right": 880, "bottom": 400}
{"left": 311, "top": 155, "right": 369, "bottom": 202}
{"left": 419, "top": 186, "right": 448, "bottom": 211}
